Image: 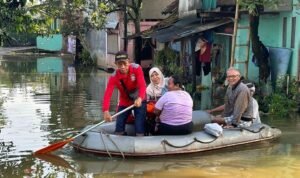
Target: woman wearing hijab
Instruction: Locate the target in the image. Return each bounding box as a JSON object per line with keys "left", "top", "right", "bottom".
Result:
{"left": 145, "top": 67, "right": 168, "bottom": 135}
{"left": 146, "top": 67, "right": 168, "bottom": 101}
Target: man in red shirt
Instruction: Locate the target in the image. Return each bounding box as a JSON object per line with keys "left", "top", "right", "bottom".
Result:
{"left": 102, "top": 51, "right": 147, "bottom": 136}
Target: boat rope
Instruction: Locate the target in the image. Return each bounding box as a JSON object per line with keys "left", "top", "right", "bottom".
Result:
{"left": 99, "top": 131, "right": 112, "bottom": 158}
{"left": 240, "top": 126, "right": 265, "bottom": 133}
{"left": 106, "top": 134, "right": 125, "bottom": 159}
{"left": 194, "top": 137, "right": 218, "bottom": 144}
{"left": 161, "top": 137, "right": 218, "bottom": 149}
{"left": 225, "top": 126, "right": 265, "bottom": 133}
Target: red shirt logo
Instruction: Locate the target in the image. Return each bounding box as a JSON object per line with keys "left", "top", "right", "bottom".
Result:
{"left": 130, "top": 74, "right": 136, "bottom": 82}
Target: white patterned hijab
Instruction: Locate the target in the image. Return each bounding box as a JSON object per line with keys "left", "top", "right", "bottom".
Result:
{"left": 146, "top": 67, "right": 165, "bottom": 99}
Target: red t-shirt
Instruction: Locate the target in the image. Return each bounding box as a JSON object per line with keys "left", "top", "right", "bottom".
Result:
{"left": 102, "top": 63, "right": 146, "bottom": 112}
{"left": 198, "top": 44, "right": 211, "bottom": 63}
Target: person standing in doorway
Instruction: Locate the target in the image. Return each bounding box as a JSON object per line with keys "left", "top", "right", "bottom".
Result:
{"left": 195, "top": 37, "right": 212, "bottom": 76}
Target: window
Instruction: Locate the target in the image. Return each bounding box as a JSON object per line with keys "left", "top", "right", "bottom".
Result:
{"left": 291, "top": 17, "right": 296, "bottom": 48}
{"left": 282, "top": 17, "right": 287, "bottom": 47}
{"left": 107, "top": 34, "right": 118, "bottom": 54}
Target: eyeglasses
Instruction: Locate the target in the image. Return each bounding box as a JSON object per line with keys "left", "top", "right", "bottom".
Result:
{"left": 226, "top": 75, "right": 240, "bottom": 79}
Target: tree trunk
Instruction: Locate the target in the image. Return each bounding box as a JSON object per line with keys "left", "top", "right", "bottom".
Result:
{"left": 134, "top": 10, "right": 143, "bottom": 64}
{"left": 249, "top": 14, "right": 270, "bottom": 83}
{"left": 134, "top": 36, "right": 142, "bottom": 64}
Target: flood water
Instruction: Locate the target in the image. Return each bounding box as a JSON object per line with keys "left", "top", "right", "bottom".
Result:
{"left": 0, "top": 55, "right": 300, "bottom": 178}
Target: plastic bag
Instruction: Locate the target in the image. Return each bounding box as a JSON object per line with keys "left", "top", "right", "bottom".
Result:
{"left": 147, "top": 101, "right": 156, "bottom": 113}
{"left": 204, "top": 123, "right": 223, "bottom": 137}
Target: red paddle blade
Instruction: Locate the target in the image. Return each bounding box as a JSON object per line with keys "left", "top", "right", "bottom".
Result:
{"left": 33, "top": 138, "right": 74, "bottom": 155}
{"left": 35, "top": 154, "right": 73, "bottom": 170}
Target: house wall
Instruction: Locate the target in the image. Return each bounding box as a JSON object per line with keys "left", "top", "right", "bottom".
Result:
{"left": 85, "top": 12, "right": 121, "bottom": 69}
{"left": 236, "top": 14, "right": 281, "bottom": 81}
{"left": 141, "top": 0, "right": 174, "bottom": 20}
{"left": 279, "top": 0, "right": 300, "bottom": 78}
{"left": 234, "top": 1, "right": 300, "bottom": 81}
{"left": 213, "top": 34, "right": 231, "bottom": 74}
{"left": 85, "top": 29, "right": 108, "bottom": 67}
{"left": 89, "top": 9, "right": 161, "bottom": 69}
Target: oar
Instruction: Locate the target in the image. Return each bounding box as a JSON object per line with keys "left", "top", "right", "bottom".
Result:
{"left": 34, "top": 104, "right": 134, "bottom": 155}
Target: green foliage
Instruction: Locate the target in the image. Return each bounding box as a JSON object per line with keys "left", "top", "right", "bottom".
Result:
{"left": 257, "top": 76, "right": 299, "bottom": 116}
{"left": 153, "top": 48, "right": 183, "bottom": 77}
{"left": 239, "top": 0, "right": 279, "bottom": 15}
{"left": 0, "top": 0, "right": 115, "bottom": 46}
{"left": 79, "top": 48, "right": 95, "bottom": 66}
{"left": 0, "top": 0, "right": 59, "bottom": 45}
{"left": 185, "top": 83, "right": 193, "bottom": 95}
{"left": 60, "top": 0, "right": 114, "bottom": 36}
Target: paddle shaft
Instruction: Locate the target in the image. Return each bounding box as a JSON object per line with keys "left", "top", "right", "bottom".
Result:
{"left": 72, "top": 104, "right": 134, "bottom": 140}
{"left": 33, "top": 104, "right": 135, "bottom": 154}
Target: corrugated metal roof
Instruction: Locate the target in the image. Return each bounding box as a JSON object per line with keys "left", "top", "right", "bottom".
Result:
{"left": 151, "top": 18, "right": 232, "bottom": 43}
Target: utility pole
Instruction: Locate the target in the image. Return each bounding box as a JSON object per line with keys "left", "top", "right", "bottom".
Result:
{"left": 123, "top": 0, "right": 128, "bottom": 51}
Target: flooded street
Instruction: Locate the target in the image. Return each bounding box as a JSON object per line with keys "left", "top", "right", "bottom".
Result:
{"left": 1, "top": 55, "right": 300, "bottom": 178}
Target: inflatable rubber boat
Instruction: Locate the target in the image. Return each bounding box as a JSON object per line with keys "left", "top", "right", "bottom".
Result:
{"left": 71, "top": 111, "right": 281, "bottom": 157}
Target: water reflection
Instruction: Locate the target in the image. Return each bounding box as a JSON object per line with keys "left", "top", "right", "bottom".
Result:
{"left": 0, "top": 55, "right": 116, "bottom": 162}
{"left": 0, "top": 55, "right": 300, "bottom": 177}
{"left": 27, "top": 142, "right": 300, "bottom": 177}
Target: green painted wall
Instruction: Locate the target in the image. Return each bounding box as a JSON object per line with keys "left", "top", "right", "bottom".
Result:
{"left": 237, "top": 14, "right": 281, "bottom": 81}
{"left": 36, "top": 19, "right": 62, "bottom": 51}
{"left": 213, "top": 34, "right": 231, "bottom": 73}
{"left": 36, "top": 34, "right": 63, "bottom": 51}
{"left": 234, "top": 0, "right": 300, "bottom": 81}
{"left": 279, "top": 0, "right": 300, "bottom": 77}
{"left": 202, "top": 0, "right": 217, "bottom": 10}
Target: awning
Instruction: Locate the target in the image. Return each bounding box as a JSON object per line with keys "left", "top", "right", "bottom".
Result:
{"left": 151, "top": 18, "right": 233, "bottom": 43}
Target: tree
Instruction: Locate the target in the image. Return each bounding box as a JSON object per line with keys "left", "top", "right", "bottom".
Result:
{"left": 110, "top": 0, "right": 143, "bottom": 63}
{"left": 41, "top": 0, "right": 115, "bottom": 50}
{"left": 0, "top": 0, "right": 114, "bottom": 48}
{"left": 238, "top": 0, "right": 279, "bottom": 83}
{"left": 0, "top": 0, "right": 54, "bottom": 45}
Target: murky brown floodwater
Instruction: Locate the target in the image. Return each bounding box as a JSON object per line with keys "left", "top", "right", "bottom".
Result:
{"left": 0, "top": 55, "right": 300, "bottom": 178}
